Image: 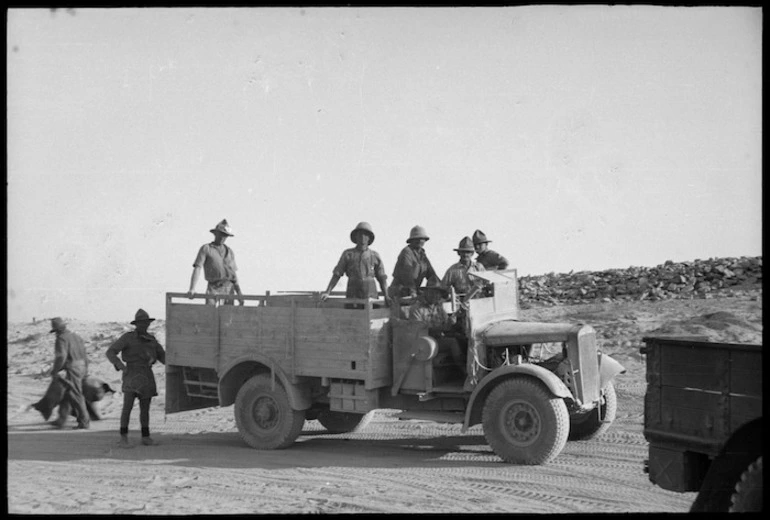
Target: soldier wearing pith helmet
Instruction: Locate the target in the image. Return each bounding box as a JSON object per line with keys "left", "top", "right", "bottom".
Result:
{"left": 388, "top": 225, "right": 440, "bottom": 318}
{"left": 472, "top": 230, "right": 509, "bottom": 270}
{"left": 321, "top": 222, "right": 391, "bottom": 307}
{"left": 187, "top": 219, "right": 244, "bottom": 306}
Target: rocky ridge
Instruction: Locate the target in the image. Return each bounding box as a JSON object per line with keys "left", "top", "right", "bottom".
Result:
{"left": 518, "top": 256, "right": 762, "bottom": 306}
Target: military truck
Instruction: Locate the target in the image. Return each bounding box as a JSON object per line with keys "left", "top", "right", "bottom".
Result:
{"left": 641, "top": 336, "right": 763, "bottom": 512}
{"left": 165, "top": 269, "right": 625, "bottom": 465}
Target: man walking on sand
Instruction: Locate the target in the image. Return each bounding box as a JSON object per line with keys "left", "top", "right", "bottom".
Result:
{"left": 47, "top": 317, "right": 90, "bottom": 430}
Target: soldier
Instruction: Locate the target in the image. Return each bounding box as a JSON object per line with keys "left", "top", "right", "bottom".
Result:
{"left": 472, "top": 230, "right": 509, "bottom": 270}
{"left": 321, "top": 222, "right": 391, "bottom": 308}
{"left": 443, "top": 237, "right": 489, "bottom": 389}
{"left": 388, "top": 225, "right": 440, "bottom": 318}
{"left": 442, "top": 236, "right": 487, "bottom": 296}
{"left": 46, "top": 317, "right": 90, "bottom": 430}
{"left": 106, "top": 309, "right": 166, "bottom": 447}
{"left": 188, "top": 219, "right": 245, "bottom": 306}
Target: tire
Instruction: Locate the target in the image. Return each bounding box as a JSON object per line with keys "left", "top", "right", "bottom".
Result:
{"left": 482, "top": 377, "right": 570, "bottom": 465}
{"left": 568, "top": 381, "right": 617, "bottom": 441}
{"left": 729, "top": 457, "right": 763, "bottom": 512}
{"left": 317, "top": 410, "right": 369, "bottom": 433}
{"left": 233, "top": 374, "right": 305, "bottom": 450}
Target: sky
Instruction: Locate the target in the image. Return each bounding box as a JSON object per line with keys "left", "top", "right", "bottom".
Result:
{"left": 6, "top": 6, "right": 762, "bottom": 323}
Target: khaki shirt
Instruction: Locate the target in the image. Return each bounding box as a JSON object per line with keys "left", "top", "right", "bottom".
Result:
{"left": 193, "top": 243, "right": 238, "bottom": 283}
{"left": 390, "top": 245, "right": 439, "bottom": 296}
{"left": 51, "top": 330, "right": 88, "bottom": 375}
{"left": 442, "top": 261, "right": 486, "bottom": 295}
{"left": 477, "top": 249, "right": 509, "bottom": 270}
{"left": 332, "top": 246, "right": 387, "bottom": 299}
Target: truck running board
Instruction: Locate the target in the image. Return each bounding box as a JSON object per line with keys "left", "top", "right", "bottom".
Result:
{"left": 396, "top": 411, "right": 465, "bottom": 424}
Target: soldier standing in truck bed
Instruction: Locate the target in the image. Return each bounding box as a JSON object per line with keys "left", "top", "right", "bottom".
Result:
{"left": 472, "top": 230, "right": 509, "bottom": 270}
{"left": 187, "top": 219, "right": 245, "bottom": 306}
{"left": 321, "top": 222, "right": 391, "bottom": 308}
{"left": 388, "top": 225, "right": 440, "bottom": 318}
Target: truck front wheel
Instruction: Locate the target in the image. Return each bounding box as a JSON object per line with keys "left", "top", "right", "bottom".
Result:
{"left": 234, "top": 374, "right": 305, "bottom": 450}
{"left": 482, "top": 377, "right": 569, "bottom": 465}
{"left": 568, "top": 381, "right": 617, "bottom": 441}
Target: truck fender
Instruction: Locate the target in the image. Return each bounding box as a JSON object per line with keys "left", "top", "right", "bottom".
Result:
{"left": 598, "top": 352, "right": 626, "bottom": 389}
{"left": 218, "top": 354, "right": 312, "bottom": 411}
{"left": 462, "top": 364, "right": 573, "bottom": 432}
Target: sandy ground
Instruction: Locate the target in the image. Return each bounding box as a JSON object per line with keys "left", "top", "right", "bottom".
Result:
{"left": 7, "top": 291, "right": 762, "bottom": 514}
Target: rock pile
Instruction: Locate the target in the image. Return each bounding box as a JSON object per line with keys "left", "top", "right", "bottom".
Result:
{"left": 518, "top": 256, "right": 762, "bottom": 306}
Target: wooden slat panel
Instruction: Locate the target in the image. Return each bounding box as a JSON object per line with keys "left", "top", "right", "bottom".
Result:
{"left": 729, "top": 394, "right": 763, "bottom": 432}
{"left": 294, "top": 355, "right": 367, "bottom": 367}
{"left": 730, "top": 350, "right": 763, "bottom": 397}
{"left": 166, "top": 303, "right": 219, "bottom": 369}
{"left": 661, "top": 344, "right": 729, "bottom": 391}
{"left": 367, "top": 318, "right": 392, "bottom": 389}
{"left": 166, "top": 341, "right": 218, "bottom": 369}
{"left": 295, "top": 366, "right": 366, "bottom": 380}
{"left": 660, "top": 386, "right": 726, "bottom": 441}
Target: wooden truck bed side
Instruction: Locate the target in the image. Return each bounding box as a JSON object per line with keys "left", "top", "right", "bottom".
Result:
{"left": 166, "top": 300, "right": 221, "bottom": 369}
{"left": 166, "top": 293, "right": 392, "bottom": 394}
{"left": 643, "top": 337, "right": 763, "bottom": 455}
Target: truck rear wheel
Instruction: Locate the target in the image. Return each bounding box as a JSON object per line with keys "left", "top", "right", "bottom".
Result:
{"left": 234, "top": 374, "right": 304, "bottom": 450}
{"left": 318, "top": 410, "right": 367, "bottom": 433}
{"left": 729, "top": 456, "right": 763, "bottom": 512}
{"left": 568, "top": 381, "right": 617, "bottom": 441}
{"left": 482, "top": 377, "right": 569, "bottom": 465}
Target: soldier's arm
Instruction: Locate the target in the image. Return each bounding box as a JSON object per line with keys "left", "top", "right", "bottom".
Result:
{"left": 155, "top": 341, "right": 166, "bottom": 366}
{"left": 50, "top": 336, "right": 67, "bottom": 374}
{"left": 105, "top": 336, "right": 127, "bottom": 372}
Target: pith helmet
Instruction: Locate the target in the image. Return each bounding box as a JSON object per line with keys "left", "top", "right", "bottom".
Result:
{"left": 407, "top": 225, "right": 430, "bottom": 243}
{"left": 49, "top": 317, "right": 66, "bottom": 333}
{"left": 472, "top": 229, "right": 491, "bottom": 245}
{"left": 210, "top": 219, "right": 234, "bottom": 237}
{"left": 454, "top": 236, "right": 475, "bottom": 252}
{"left": 350, "top": 221, "right": 375, "bottom": 244}
{"left": 131, "top": 308, "right": 156, "bottom": 325}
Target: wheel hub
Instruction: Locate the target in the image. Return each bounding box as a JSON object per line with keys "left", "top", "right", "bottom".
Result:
{"left": 253, "top": 395, "right": 279, "bottom": 430}
{"left": 503, "top": 401, "right": 541, "bottom": 445}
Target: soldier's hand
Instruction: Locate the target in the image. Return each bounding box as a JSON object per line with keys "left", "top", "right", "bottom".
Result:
{"left": 383, "top": 295, "right": 392, "bottom": 307}
{"left": 238, "top": 298, "right": 245, "bottom": 306}
{"left": 186, "top": 290, "right": 194, "bottom": 299}
{"left": 320, "top": 292, "right": 330, "bottom": 302}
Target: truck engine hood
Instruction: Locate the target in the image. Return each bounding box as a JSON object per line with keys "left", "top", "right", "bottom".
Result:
{"left": 482, "top": 320, "right": 590, "bottom": 346}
